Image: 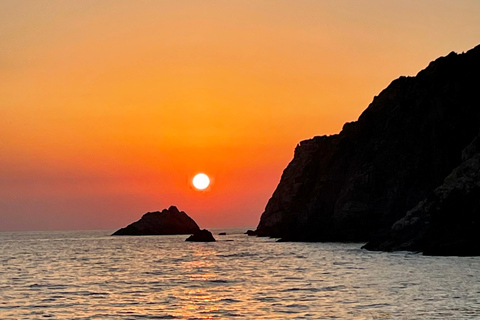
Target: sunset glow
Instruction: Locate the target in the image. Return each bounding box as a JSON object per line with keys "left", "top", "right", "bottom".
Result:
{"left": 1, "top": 1, "right": 479, "bottom": 231}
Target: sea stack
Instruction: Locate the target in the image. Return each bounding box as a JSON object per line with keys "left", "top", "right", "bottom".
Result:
{"left": 112, "top": 206, "right": 200, "bottom": 235}
{"left": 254, "top": 44, "right": 480, "bottom": 255}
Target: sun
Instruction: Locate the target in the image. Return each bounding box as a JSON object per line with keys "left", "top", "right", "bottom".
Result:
{"left": 192, "top": 173, "right": 210, "bottom": 190}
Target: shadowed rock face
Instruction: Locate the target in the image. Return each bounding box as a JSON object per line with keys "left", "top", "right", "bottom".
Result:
{"left": 112, "top": 206, "right": 200, "bottom": 235}
{"left": 363, "top": 133, "right": 480, "bottom": 256}
{"left": 255, "top": 44, "right": 480, "bottom": 250}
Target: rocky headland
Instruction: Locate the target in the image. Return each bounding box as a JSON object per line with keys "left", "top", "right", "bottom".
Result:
{"left": 254, "top": 44, "right": 480, "bottom": 255}
{"left": 112, "top": 206, "right": 200, "bottom": 236}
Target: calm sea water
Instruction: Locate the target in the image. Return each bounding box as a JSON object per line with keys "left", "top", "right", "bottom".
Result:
{"left": 1, "top": 228, "right": 479, "bottom": 320}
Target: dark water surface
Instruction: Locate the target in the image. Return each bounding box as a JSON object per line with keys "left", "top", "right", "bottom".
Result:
{"left": 1, "top": 229, "right": 479, "bottom": 319}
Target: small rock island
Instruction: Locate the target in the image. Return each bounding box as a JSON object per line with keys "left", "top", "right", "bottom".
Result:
{"left": 112, "top": 206, "right": 200, "bottom": 235}
{"left": 186, "top": 229, "right": 216, "bottom": 242}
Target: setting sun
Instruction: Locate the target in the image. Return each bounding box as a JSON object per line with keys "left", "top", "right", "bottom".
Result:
{"left": 192, "top": 173, "right": 210, "bottom": 190}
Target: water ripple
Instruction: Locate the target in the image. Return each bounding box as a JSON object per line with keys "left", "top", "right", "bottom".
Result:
{"left": 1, "top": 228, "right": 480, "bottom": 319}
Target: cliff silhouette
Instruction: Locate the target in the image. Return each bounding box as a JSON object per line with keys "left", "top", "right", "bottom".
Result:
{"left": 254, "top": 44, "right": 480, "bottom": 255}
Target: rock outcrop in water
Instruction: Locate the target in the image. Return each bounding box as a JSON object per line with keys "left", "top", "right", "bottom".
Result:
{"left": 185, "top": 229, "right": 216, "bottom": 242}
{"left": 112, "top": 206, "right": 200, "bottom": 235}
{"left": 254, "top": 44, "right": 480, "bottom": 255}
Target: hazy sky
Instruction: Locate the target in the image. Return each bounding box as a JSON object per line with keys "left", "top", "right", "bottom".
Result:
{"left": 1, "top": 1, "right": 480, "bottom": 231}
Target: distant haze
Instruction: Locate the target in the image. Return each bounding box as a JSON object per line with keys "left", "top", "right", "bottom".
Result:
{"left": 1, "top": 1, "right": 480, "bottom": 231}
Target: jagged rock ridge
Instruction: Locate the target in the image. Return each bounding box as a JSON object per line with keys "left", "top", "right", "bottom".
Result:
{"left": 254, "top": 45, "right": 480, "bottom": 254}
{"left": 112, "top": 206, "right": 200, "bottom": 235}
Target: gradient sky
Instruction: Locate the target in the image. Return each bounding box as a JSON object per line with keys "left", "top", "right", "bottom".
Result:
{"left": 1, "top": 1, "right": 480, "bottom": 231}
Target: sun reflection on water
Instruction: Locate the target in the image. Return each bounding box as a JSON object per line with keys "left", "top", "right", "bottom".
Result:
{"left": 1, "top": 231, "right": 480, "bottom": 319}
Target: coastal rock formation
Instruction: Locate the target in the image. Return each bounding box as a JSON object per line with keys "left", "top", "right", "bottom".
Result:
{"left": 254, "top": 44, "right": 480, "bottom": 254}
{"left": 186, "top": 229, "right": 216, "bottom": 242}
{"left": 112, "top": 206, "right": 200, "bottom": 235}
{"left": 363, "top": 133, "right": 480, "bottom": 255}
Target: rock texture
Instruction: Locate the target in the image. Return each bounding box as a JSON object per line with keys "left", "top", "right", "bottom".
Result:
{"left": 363, "top": 132, "right": 480, "bottom": 255}
{"left": 112, "top": 206, "right": 200, "bottom": 235}
{"left": 254, "top": 44, "right": 480, "bottom": 254}
{"left": 186, "top": 229, "right": 216, "bottom": 242}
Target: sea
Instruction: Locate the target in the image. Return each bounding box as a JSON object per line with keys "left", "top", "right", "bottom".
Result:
{"left": 1, "top": 228, "right": 479, "bottom": 320}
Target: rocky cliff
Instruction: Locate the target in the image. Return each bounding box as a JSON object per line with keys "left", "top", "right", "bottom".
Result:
{"left": 112, "top": 206, "right": 200, "bottom": 235}
{"left": 255, "top": 45, "right": 480, "bottom": 253}
{"left": 363, "top": 132, "right": 480, "bottom": 255}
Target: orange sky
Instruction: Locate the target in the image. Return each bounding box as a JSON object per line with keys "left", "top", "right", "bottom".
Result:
{"left": 1, "top": 1, "right": 480, "bottom": 231}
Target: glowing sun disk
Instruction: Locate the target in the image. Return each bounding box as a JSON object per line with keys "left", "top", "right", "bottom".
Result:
{"left": 192, "top": 173, "right": 210, "bottom": 190}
